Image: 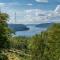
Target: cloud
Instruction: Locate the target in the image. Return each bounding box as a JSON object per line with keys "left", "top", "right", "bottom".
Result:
{"left": 27, "top": 3, "right": 32, "bottom": 6}
{"left": 0, "top": 2, "right": 60, "bottom": 24}
{"left": 7, "top": 2, "right": 33, "bottom": 6}
{"left": 22, "top": 9, "right": 49, "bottom": 24}
{"left": 47, "top": 5, "right": 60, "bottom": 19}
{"left": 8, "top": 9, "right": 49, "bottom": 24}
{"left": 54, "top": 5, "right": 60, "bottom": 13}
{"left": 8, "top": 7, "right": 60, "bottom": 24}
{"left": 0, "top": 3, "right": 6, "bottom": 7}
{"left": 23, "top": 5, "right": 60, "bottom": 24}
{"left": 35, "top": 0, "right": 48, "bottom": 3}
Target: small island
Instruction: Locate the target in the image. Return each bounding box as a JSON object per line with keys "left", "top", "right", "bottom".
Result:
{"left": 8, "top": 24, "right": 29, "bottom": 31}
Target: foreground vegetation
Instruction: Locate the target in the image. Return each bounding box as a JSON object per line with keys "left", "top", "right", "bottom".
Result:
{"left": 0, "top": 12, "right": 60, "bottom": 60}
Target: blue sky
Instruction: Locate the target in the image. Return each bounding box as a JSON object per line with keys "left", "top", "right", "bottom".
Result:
{"left": 0, "top": 0, "right": 60, "bottom": 24}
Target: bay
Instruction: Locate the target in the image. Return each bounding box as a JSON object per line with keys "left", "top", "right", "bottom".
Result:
{"left": 15, "top": 25, "right": 47, "bottom": 37}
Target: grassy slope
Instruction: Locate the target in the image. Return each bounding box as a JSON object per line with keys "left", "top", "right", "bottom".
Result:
{"left": 6, "top": 52, "right": 19, "bottom": 60}
{"left": 2, "top": 50, "right": 25, "bottom": 60}
{"left": 2, "top": 49, "right": 30, "bottom": 60}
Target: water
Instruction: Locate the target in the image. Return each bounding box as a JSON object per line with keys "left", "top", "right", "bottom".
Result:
{"left": 15, "top": 25, "right": 47, "bottom": 37}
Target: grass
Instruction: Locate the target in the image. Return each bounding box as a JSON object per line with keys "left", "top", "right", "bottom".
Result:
{"left": 1, "top": 49, "right": 30, "bottom": 60}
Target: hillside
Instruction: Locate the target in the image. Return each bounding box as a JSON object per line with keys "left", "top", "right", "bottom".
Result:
{"left": 8, "top": 24, "right": 29, "bottom": 31}
{"left": 36, "top": 23, "right": 53, "bottom": 28}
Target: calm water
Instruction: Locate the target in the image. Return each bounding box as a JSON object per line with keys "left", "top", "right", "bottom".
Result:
{"left": 15, "top": 25, "right": 47, "bottom": 37}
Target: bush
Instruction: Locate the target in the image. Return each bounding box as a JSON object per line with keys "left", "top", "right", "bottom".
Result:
{"left": 0, "top": 54, "right": 8, "bottom": 60}
{"left": 28, "top": 23, "right": 60, "bottom": 60}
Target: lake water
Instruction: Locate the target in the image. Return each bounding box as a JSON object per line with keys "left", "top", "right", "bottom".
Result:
{"left": 15, "top": 25, "right": 47, "bottom": 37}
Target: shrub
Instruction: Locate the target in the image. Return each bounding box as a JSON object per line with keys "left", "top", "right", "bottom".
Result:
{"left": 0, "top": 54, "right": 8, "bottom": 60}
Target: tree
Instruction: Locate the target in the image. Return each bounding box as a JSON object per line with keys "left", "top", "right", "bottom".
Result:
{"left": 0, "top": 12, "right": 11, "bottom": 48}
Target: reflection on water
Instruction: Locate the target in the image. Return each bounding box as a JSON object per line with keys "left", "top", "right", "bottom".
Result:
{"left": 15, "top": 25, "right": 47, "bottom": 37}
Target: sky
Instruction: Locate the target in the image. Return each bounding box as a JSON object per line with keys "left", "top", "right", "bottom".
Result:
{"left": 0, "top": 0, "right": 60, "bottom": 24}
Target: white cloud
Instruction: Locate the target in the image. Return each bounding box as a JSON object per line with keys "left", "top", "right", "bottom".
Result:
{"left": 23, "top": 5, "right": 60, "bottom": 24}
{"left": 8, "top": 7, "right": 60, "bottom": 24}
{"left": 35, "top": 0, "right": 48, "bottom": 3}
{"left": 7, "top": 9, "right": 49, "bottom": 24}
{"left": 22, "top": 9, "right": 49, "bottom": 24}
{"left": 0, "top": 3, "right": 6, "bottom": 8}
{"left": 0, "top": 2, "right": 60, "bottom": 24}
{"left": 7, "top": 2, "right": 33, "bottom": 6}
{"left": 54, "top": 5, "right": 60, "bottom": 14}
{"left": 47, "top": 5, "right": 60, "bottom": 19}
{"left": 27, "top": 3, "right": 32, "bottom": 6}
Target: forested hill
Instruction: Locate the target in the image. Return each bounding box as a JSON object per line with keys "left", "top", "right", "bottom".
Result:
{"left": 8, "top": 24, "right": 29, "bottom": 31}
{"left": 36, "top": 23, "right": 53, "bottom": 28}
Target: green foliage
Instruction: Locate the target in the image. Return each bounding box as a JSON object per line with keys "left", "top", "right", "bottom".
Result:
{"left": 0, "top": 54, "right": 8, "bottom": 60}
{"left": 5, "top": 23, "right": 60, "bottom": 60}
{"left": 28, "top": 23, "right": 60, "bottom": 60}
{"left": 9, "top": 36, "right": 29, "bottom": 50}
{"left": 0, "top": 12, "right": 11, "bottom": 48}
{"left": 1, "top": 14, "right": 60, "bottom": 60}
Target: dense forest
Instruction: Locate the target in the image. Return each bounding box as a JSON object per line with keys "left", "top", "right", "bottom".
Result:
{"left": 0, "top": 12, "right": 60, "bottom": 60}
